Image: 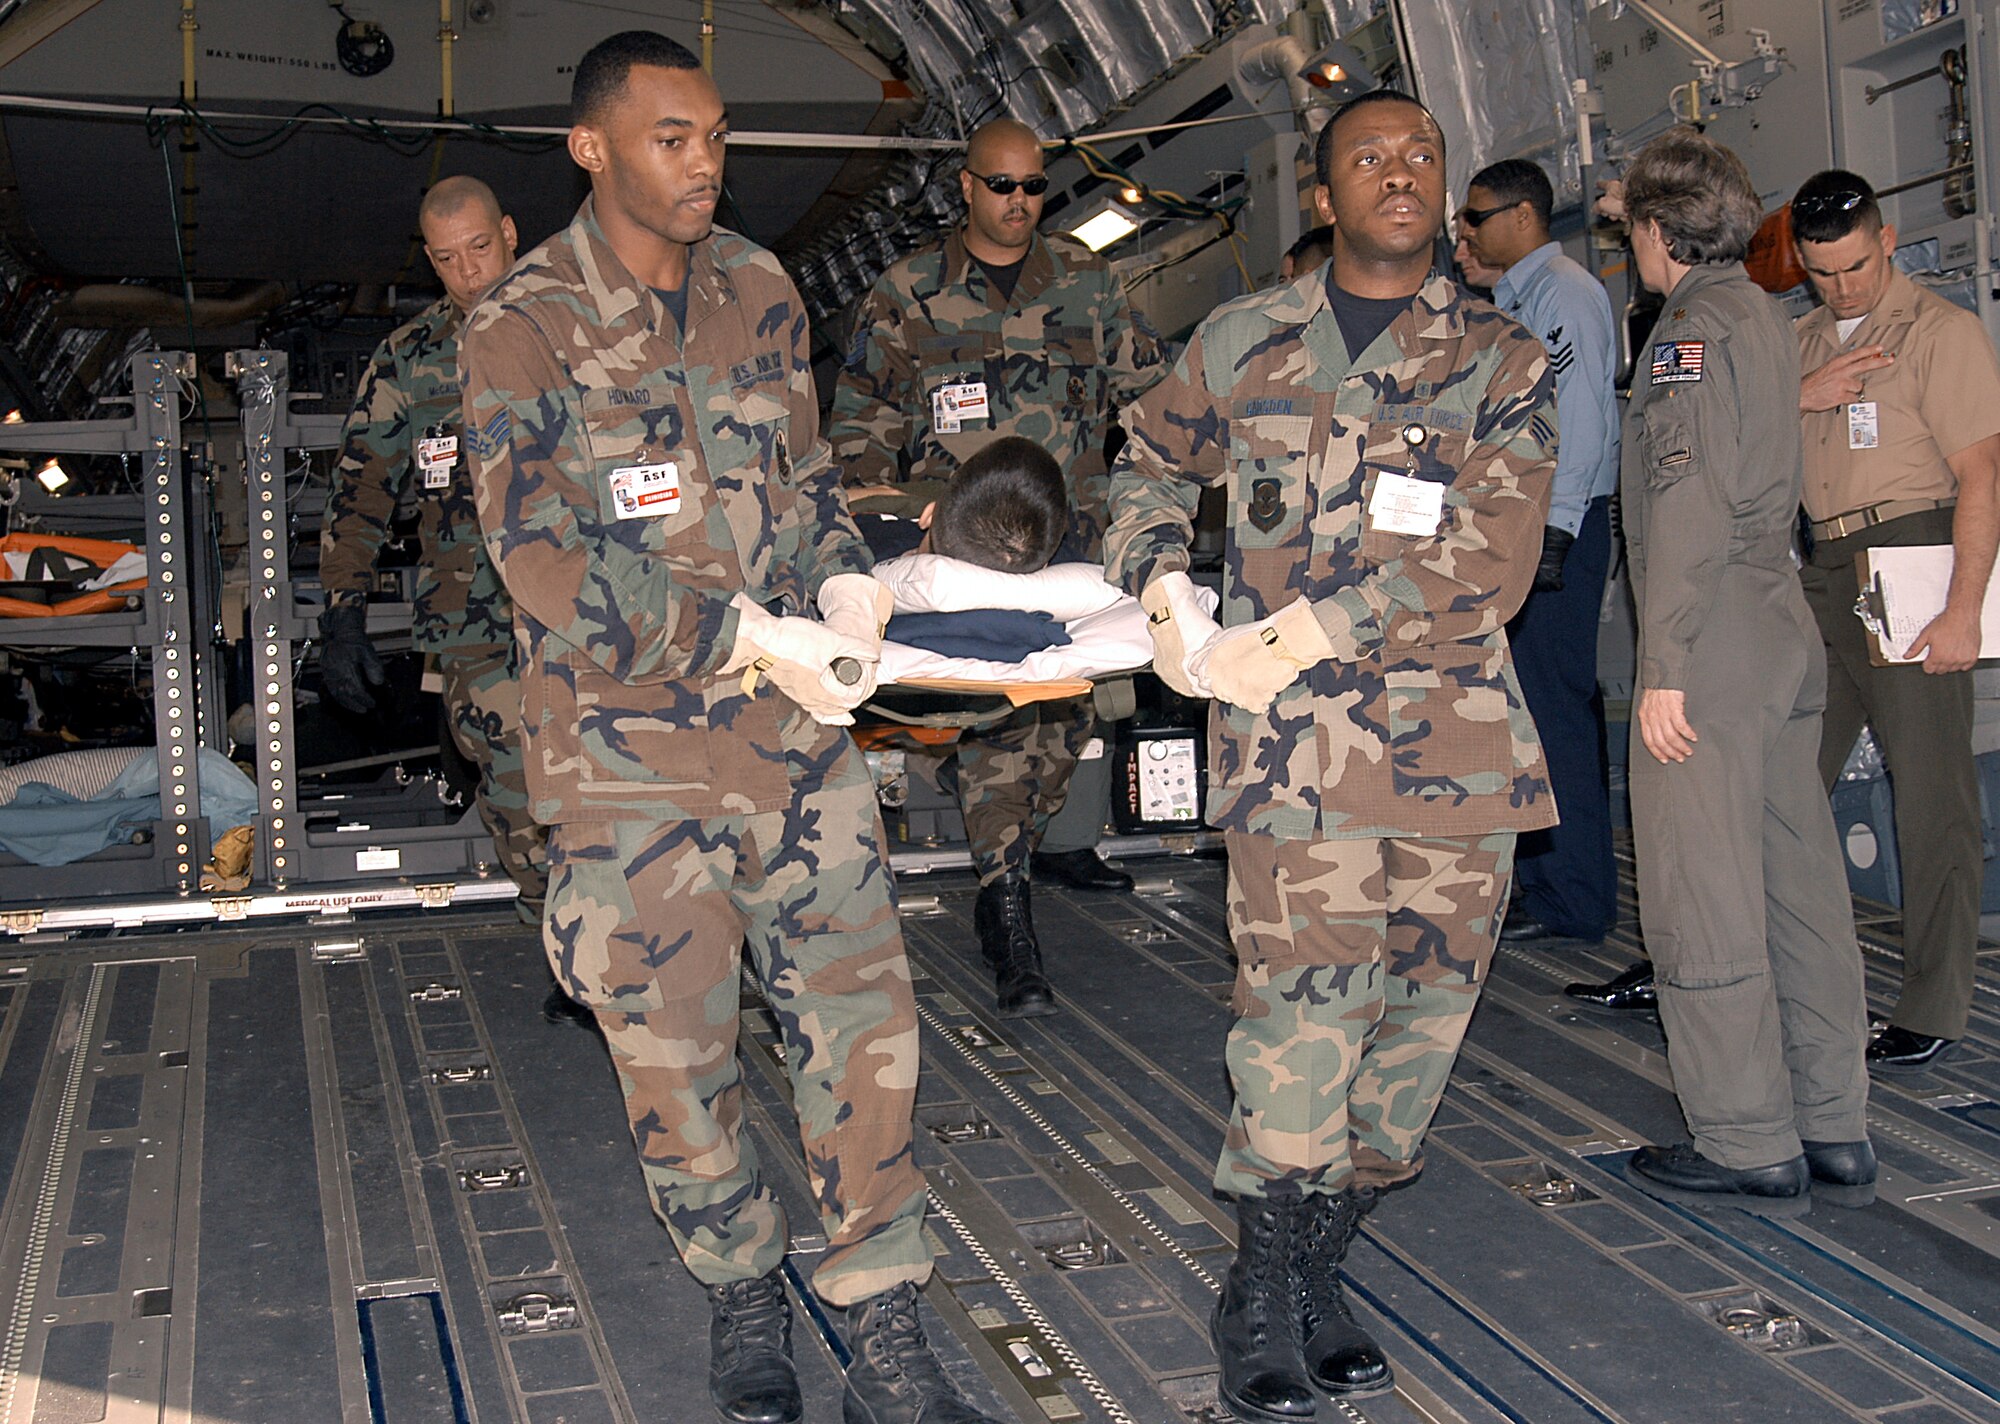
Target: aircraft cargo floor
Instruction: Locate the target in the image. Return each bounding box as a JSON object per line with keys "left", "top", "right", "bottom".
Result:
{"left": 0, "top": 847, "right": 1995, "bottom": 1424}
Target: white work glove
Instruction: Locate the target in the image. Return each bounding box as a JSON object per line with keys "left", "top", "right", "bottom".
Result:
{"left": 814, "top": 572, "right": 895, "bottom": 706}
{"left": 1194, "top": 598, "right": 1335, "bottom": 714}
{"left": 722, "top": 594, "right": 878, "bottom": 725}
{"left": 1139, "top": 571, "right": 1222, "bottom": 699}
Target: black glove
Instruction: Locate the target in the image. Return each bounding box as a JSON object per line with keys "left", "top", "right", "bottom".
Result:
{"left": 1533, "top": 525, "right": 1575, "bottom": 593}
{"left": 318, "top": 598, "right": 386, "bottom": 713}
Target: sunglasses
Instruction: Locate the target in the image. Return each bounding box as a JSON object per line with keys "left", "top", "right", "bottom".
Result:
{"left": 967, "top": 171, "right": 1050, "bottom": 197}
{"left": 1792, "top": 190, "right": 1868, "bottom": 219}
{"left": 1456, "top": 200, "right": 1520, "bottom": 229}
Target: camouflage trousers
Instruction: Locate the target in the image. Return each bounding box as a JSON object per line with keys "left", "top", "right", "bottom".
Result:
{"left": 956, "top": 693, "right": 1094, "bottom": 885}
{"left": 541, "top": 733, "right": 930, "bottom": 1307}
{"left": 1215, "top": 830, "right": 1516, "bottom": 1199}
{"left": 438, "top": 640, "right": 548, "bottom": 906}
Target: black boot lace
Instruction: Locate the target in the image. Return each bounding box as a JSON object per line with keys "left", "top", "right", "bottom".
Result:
{"left": 856, "top": 1282, "right": 955, "bottom": 1396}
{"left": 710, "top": 1273, "right": 791, "bottom": 1369}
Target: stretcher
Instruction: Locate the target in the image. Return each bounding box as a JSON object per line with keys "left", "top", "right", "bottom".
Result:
{"left": 854, "top": 554, "right": 1168, "bottom": 714}
{"left": 0, "top": 531, "right": 146, "bottom": 618}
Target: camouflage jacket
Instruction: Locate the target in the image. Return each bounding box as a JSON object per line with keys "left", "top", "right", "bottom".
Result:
{"left": 827, "top": 228, "right": 1165, "bottom": 555}
{"left": 460, "top": 198, "right": 871, "bottom": 824}
{"left": 1622, "top": 262, "right": 1805, "bottom": 692}
{"left": 320, "top": 299, "right": 512, "bottom": 652}
{"left": 1105, "top": 270, "right": 1559, "bottom": 841}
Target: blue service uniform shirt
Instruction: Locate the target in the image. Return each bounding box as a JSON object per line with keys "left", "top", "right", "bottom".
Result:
{"left": 1494, "top": 242, "right": 1619, "bottom": 537}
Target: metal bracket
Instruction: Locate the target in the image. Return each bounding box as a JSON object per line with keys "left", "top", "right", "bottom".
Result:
{"left": 1044, "top": 1239, "right": 1117, "bottom": 1270}
{"left": 457, "top": 1163, "right": 528, "bottom": 1192}
{"left": 409, "top": 981, "right": 462, "bottom": 1004}
{"left": 310, "top": 938, "right": 366, "bottom": 962}
{"left": 429, "top": 1063, "right": 493, "bottom": 1086}
{"left": 494, "top": 1291, "right": 579, "bottom": 1334}
{"left": 931, "top": 1118, "right": 1000, "bottom": 1144}
{"left": 1004, "top": 1336, "right": 1055, "bottom": 1378}
{"left": 413, "top": 882, "right": 458, "bottom": 909}
{"left": 211, "top": 897, "right": 254, "bottom": 923}
{"left": 1717, "top": 1306, "right": 1808, "bottom": 1351}
{"left": 1508, "top": 1165, "right": 1594, "bottom": 1207}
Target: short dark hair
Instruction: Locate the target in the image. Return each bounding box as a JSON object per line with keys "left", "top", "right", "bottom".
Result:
{"left": 1314, "top": 90, "right": 1438, "bottom": 188}
{"left": 1623, "top": 127, "right": 1764, "bottom": 266}
{"left": 572, "top": 30, "right": 701, "bottom": 126}
{"left": 1791, "top": 169, "right": 1882, "bottom": 244}
{"left": 1467, "top": 158, "right": 1553, "bottom": 226}
{"left": 930, "top": 436, "right": 1066, "bottom": 574}
{"left": 1286, "top": 225, "right": 1336, "bottom": 265}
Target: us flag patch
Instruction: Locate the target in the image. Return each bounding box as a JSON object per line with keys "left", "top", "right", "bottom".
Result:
{"left": 1652, "top": 340, "right": 1705, "bottom": 384}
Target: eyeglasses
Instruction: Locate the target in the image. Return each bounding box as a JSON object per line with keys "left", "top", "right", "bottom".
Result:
{"left": 1456, "top": 200, "right": 1520, "bottom": 229}
{"left": 967, "top": 171, "right": 1050, "bottom": 197}
{"left": 1792, "top": 189, "right": 1868, "bottom": 220}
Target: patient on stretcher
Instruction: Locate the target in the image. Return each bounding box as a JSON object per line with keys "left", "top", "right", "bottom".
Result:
{"left": 839, "top": 436, "right": 1169, "bottom": 689}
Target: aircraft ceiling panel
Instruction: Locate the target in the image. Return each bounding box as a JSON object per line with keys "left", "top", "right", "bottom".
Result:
{"left": 0, "top": 0, "right": 886, "bottom": 115}
{"left": 1, "top": 102, "right": 870, "bottom": 283}
{"left": 0, "top": 0, "right": 891, "bottom": 283}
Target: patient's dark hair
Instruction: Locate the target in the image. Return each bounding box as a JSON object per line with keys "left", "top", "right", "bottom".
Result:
{"left": 929, "top": 436, "right": 1066, "bottom": 574}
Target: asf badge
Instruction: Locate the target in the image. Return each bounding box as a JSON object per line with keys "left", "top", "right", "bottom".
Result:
{"left": 1248, "top": 478, "right": 1285, "bottom": 532}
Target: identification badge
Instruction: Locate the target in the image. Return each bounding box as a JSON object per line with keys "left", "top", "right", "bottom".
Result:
{"left": 1368, "top": 471, "right": 1445, "bottom": 537}
{"left": 608, "top": 461, "right": 683, "bottom": 520}
{"left": 1847, "top": 401, "right": 1879, "bottom": 450}
{"left": 417, "top": 434, "right": 458, "bottom": 490}
{"left": 930, "top": 379, "right": 989, "bottom": 434}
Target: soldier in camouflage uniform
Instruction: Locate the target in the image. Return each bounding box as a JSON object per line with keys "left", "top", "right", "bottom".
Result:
{"left": 828, "top": 116, "right": 1165, "bottom": 1019}
{"left": 459, "top": 33, "right": 1000, "bottom": 1424}
{"left": 1105, "top": 93, "right": 1556, "bottom": 1421}
{"left": 318, "top": 176, "right": 549, "bottom": 923}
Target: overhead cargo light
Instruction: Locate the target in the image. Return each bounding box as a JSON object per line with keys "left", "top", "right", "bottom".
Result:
{"left": 2, "top": 410, "right": 22, "bottom": 425}
{"left": 1069, "top": 204, "right": 1141, "bottom": 252}
{"left": 34, "top": 457, "right": 68, "bottom": 492}
{"left": 1299, "top": 42, "right": 1376, "bottom": 101}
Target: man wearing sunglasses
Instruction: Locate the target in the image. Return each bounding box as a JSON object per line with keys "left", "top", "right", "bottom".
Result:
{"left": 1457, "top": 160, "right": 1621, "bottom": 953}
{"left": 830, "top": 117, "right": 1166, "bottom": 1019}
{"left": 1792, "top": 169, "right": 2000, "bottom": 1070}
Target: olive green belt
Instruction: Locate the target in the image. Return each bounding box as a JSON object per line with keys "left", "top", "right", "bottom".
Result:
{"left": 1809, "top": 497, "right": 1953, "bottom": 543}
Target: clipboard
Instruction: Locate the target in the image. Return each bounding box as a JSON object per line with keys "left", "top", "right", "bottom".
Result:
{"left": 1853, "top": 543, "right": 2000, "bottom": 665}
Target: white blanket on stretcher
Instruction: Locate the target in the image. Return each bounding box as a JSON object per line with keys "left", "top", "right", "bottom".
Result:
{"left": 858, "top": 555, "right": 1213, "bottom": 685}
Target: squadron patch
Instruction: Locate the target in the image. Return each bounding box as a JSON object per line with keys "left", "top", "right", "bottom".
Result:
{"left": 1248, "top": 478, "right": 1286, "bottom": 532}
{"left": 1652, "top": 340, "right": 1705, "bottom": 383}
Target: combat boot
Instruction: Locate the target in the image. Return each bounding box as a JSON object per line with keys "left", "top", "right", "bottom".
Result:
{"left": 1212, "top": 1196, "right": 1317, "bottom": 1423}
{"left": 706, "top": 1270, "right": 802, "bottom": 1424}
{"left": 1297, "top": 1189, "right": 1393, "bottom": 1399}
{"left": 841, "top": 1281, "right": 1004, "bottom": 1424}
{"left": 974, "top": 872, "right": 1056, "bottom": 1018}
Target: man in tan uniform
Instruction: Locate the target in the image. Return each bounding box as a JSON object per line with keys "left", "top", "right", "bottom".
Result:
{"left": 1618, "top": 131, "right": 1872, "bottom": 1219}
{"left": 1792, "top": 168, "right": 2000, "bottom": 1070}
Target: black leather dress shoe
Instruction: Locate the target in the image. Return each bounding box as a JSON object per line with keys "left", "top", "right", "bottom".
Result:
{"left": 1625, "top": 1143, "right": 1810, "bottom": 1219}
{"left": 1029, "top": 848, "right": 1135, "bottom": 893}
{"left": 1801, "top": 1139, "right": 1877, "bottom": 1209}
{"left": 1497, "top": 910, "right": 1556, "bottom": 943}
{"left": 1867, "top": 1026, "right": 1955, "bottom": 1070}
{"left": 1563, "top": 964, "right": 1656, "bottom": 1013}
